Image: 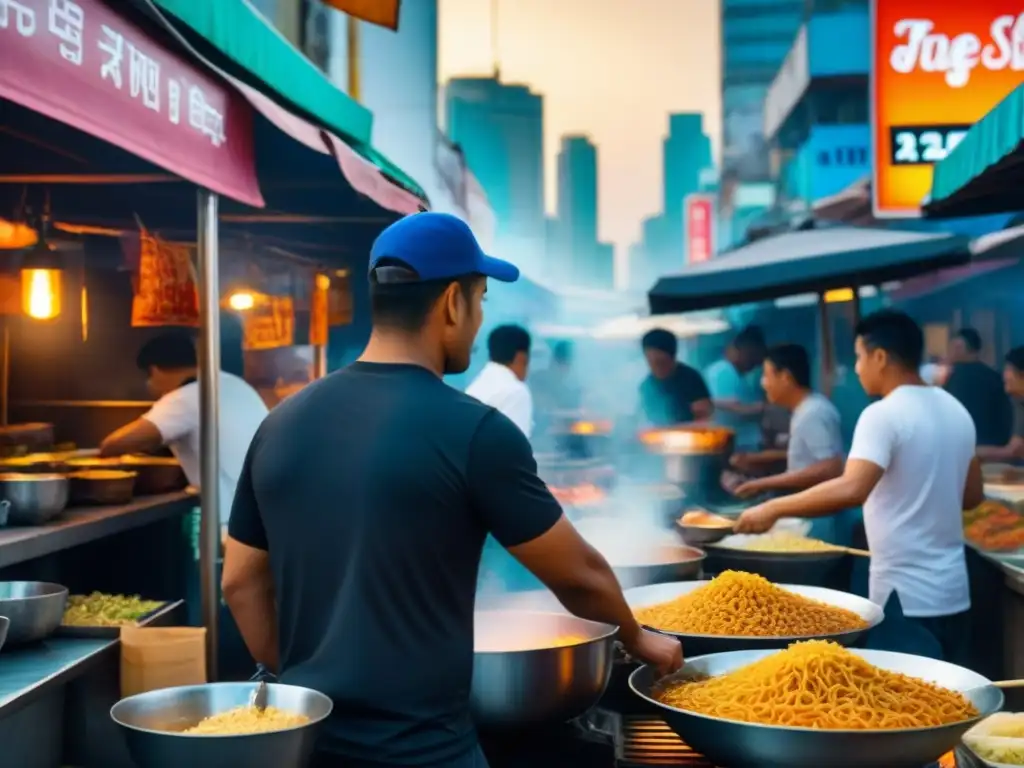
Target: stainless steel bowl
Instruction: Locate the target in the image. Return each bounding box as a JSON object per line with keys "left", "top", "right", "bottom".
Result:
{"left": 629, "top": 648, "right": 1003, "bottom": 768}
{"left": 573, "top": 518, "right": 706, "bottom": 589}
{"left": 472, "top": 610, "right": 616, "bottom": 730}
{"left": 676, "top": 522, "right": 733, "bottom": 546}
{"left": 0, "top": 581, "right": 68, "bottom": 644}
{"left": 110, "top": 682, "right": 333, "bottom": 768}
{"left": 624, "top": 580, "right": 883, "bottom": 656}
{"left": 0, "top": 472, "right": 68, "bottom": 525}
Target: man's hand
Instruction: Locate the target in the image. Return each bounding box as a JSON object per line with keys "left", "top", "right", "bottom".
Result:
{"left": 734, "top": 478, "right": 767, "bottom": 499}
{"left": 624, "top": 629, "right": 683, "bottom": 678}
{"left": 734, "top": 501, "right": 780, "bottom": 534}
{"left": 730, "top": 453, "right": 756, "bottom": 474}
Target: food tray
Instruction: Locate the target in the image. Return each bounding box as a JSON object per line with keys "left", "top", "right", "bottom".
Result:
{"left": 56, "top": 598, "right": 184, "bottom": 638}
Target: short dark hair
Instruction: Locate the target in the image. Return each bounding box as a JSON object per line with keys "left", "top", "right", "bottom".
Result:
{"left": 855, "top": 309, "right": 924, "bottom": 370}
{"left": 369, "top": 258, "right": 478, "bottom": 332}
{"left": 488, "top": 324, "right": 531, "bottom": 364}
{"left": 136, "top": 333, "right": 197, "bottom": 370}
{"left": 1006, "top": 347, "right": 1024, "bottom": 372}
{"left": 954, "top": 328, "right": 982, "bottom": 353}
{"left": 552, "top": 340, "right": 573, "bottom": 365}
{"left": 734, "top": 325, "right": 766, "bottom": 352}
{"left": 641, "top": 328, "right": 677, "bottom": 357}
{"left": 765, "top": 343, "right": 811, "bottom": 389}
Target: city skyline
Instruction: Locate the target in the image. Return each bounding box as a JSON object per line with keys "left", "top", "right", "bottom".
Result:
{"left": 438, "top": 0, "right": 722, "bottom": 273}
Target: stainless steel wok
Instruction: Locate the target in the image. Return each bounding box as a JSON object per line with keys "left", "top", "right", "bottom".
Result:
{"left": 573, "top": 518, "right": 706, "bottom": 589}
{"left": 110, "top": 682, "right": 332, "bottom": 768}
{"left": 705, "top": 540, "right": 849, "bottom": 587}
{"left": 630, "top": 648, "right": 1003, "bottom": 768}
{"left": 623, "top": 580, "right": 882, "bottom": 656}
{"left": 472, "top": 610, "right": 616, "bottom": 730}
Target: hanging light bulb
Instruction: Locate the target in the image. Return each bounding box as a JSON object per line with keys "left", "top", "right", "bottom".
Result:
{"left": 20, "top": 240, "right": 62, "bottom": 321}
{"left": 227, "top": 290, "right": 256, "bottom": 311}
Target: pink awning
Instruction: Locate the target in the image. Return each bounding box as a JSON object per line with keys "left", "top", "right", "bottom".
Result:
{"left": 228, "top": 75, "right": 424, "bottom": 215}
{"left": 0, "top": 0, "right": 263, "bottom": 207}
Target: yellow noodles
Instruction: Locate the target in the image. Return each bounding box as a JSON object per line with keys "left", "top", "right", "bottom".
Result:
{"left": 656, "top": 641, "right": 978, "bottom": 729}
{"left": 634, "top": 571, "right": 867, "bottom": 637}
{"left": 731, "top": 532, "right": 836, "bottom": 553}
{"left": 183, "top": 706, "right": 309, "bottom": 735}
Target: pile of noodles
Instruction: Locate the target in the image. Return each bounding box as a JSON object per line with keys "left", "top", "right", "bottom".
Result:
{"left": 183, "top": 706, "right": 310, "bottom": 735}
{"left": 730, "top": 532, "right": 837, "bottom": 553}
{"left": 633, "top": 571, "right": 867, "bottom": 637}
{"left": 656, "top": 641, "right": 978, "bottom": 729}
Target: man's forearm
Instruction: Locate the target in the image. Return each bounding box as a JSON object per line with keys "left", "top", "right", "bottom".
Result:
{"left": 763, "top": 457, "right": 843, "bottom": 492}
{"left": 224, "top": 581, "right": 279, "bottom": 671}
{"left": 978, "top": 444, "right": 1013, "bottom": 461}
{"left": 768, "top": 476, "right": 861, "bottom": 520}
{"left": 550, "top": 547, "right": 643, "bottom": 648}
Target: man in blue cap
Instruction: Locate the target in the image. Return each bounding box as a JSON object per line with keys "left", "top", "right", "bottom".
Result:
{"left": 222, "top": 213, "right": 681, "bottom": 768}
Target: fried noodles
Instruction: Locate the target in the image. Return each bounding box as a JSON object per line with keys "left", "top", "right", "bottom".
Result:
{"left": 183, "top": 706, "right": 309, "bottom": 735}
{"left": 633, "top": 571, "right": 867, "bottom": 637}
{"left": 655, "top": 641, "right": 978, "bottom": 729}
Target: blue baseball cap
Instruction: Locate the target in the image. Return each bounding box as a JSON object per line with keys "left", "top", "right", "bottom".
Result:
{"left": 369, "top": 212, "right": 519, "bottom": 284}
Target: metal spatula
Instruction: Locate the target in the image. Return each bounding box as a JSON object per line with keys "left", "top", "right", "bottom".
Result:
{"left": 249, "top": 679, "right": 268, "bottom": 713}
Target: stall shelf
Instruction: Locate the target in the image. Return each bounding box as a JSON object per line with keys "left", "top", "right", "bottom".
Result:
{"left": 0, "top": 491, "right": 193, "bottom": 569}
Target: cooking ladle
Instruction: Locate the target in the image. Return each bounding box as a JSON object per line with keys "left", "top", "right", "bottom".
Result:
{"left": 249, "top": 679, "right": 268, "bottom": 713}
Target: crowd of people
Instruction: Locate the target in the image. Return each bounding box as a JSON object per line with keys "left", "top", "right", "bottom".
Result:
{"left": 109, "top": 210, "right": 1011, "bottom": 767}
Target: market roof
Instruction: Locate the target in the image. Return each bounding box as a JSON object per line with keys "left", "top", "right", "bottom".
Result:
{"left": 647, "top": 225, "right": 970, "bottom": 314}
{"left": 926, "top": 82, "right": 1024, "bottom": 219}
{"left": 147, "top": 0, "right": 427, "bottom": 201}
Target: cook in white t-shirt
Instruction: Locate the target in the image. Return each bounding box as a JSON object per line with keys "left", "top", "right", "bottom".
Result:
{"left": 99, "top": 333, "right": 269, "bottom": 522}
{"left": 734, "top": 311, "right": 983, "bottom": 661}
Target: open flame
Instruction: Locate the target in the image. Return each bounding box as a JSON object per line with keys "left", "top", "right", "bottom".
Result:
{"left": 22, "top": 268, "right": 61, "bottom": 320}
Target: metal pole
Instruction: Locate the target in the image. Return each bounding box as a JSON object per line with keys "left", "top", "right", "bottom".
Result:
{"left": 346, "top": 15, "right": 361, "bottom": 101}
{"left": 313, "top": 344, "right": 328, "bottom": 379}
{"left": 196, "top": 190, "right": 221, "bottom": 681}
{"left": 818, "top": 293, "right": 834, "bottom": 397}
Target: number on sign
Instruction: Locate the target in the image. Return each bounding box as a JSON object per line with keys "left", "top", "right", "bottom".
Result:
{"left": 894, "top": 132, "right": 919, "bottom": 164}
{"left": 48, "top": 0, "right": 84, "bottom": 65}
{"left": 0, "top": 0, "right": 36, "bottom": 36}
{"left": 945, "top": 131, "right": 967, "bottom": 155}
{"left": 919, "top": 131, "right": 945, "bottom": 163}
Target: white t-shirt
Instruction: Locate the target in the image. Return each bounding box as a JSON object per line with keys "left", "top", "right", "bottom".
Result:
{"left": 704, "top": 359, "right": 763, "bottom": 448}
{"left": 142, "top": 371, "right": 269, "bottom": 522}
{"left": 466, "top": 362, "right": 533, "bottom": 438}
{"left": 788, "top": 393, "right": 843, "bottom": 471}
{"left": 848, "top": 385, "right": 975, "bottom": 617}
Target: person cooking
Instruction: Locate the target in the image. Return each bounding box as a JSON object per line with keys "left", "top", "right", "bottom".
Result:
{"left": 638, "top": 328, "right": 713, "bottom": 426}
{"left": 704, "top": 325, "right": 766, "bottom": 449}
{"left": 98, "top": 332, "right": 268, "bottom": 520}
{"left": 730, "top": 344, "right": 844, "bottom": 542}
{"left": 943, "top": 328, "right": 1012, "bottom": 448}
{"left": 735, "top": 310, "right": 983, "bottom": 664}
{"left": 466, "top": 324, "right": 534, "bottom": 438}
{"left": 221, "top": 212, "right": 682, "bottom": 768}
{"left": 977, "top": 346, "right": 1024, "bottom": 462}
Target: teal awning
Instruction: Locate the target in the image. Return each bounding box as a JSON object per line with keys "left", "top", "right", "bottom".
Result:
{"left": 928, "top": 83, "right": 1024, "bottom": 218}
{"left": 149, "top": 0, "right": 426, "bottom": 201}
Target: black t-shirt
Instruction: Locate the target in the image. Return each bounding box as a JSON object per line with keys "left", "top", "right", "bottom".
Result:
{"left": 638, "top": 363, "right": 711, "bottom": 426}
{"left": 944, "top": 361, "right": 1013, "bottom": 446}
{"left": 228, "top": 362, "right": 563, "bottom": 766}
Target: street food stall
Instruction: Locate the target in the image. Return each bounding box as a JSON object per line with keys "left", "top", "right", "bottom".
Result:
{"left": 0, "top": 1, "right": 427, "bottom": 765}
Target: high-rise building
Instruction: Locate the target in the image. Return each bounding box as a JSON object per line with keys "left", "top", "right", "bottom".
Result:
{"left": 720, "top": 0, "right": 803, "bottom": 186}
{"left": 664, "top": 113, "right": 714, "bottom": 222}
{"left": 554, "top": 135, "right": 598, "bottom": 284}
{"left": 445, "top": 77, "right": 545, "bottom": 248}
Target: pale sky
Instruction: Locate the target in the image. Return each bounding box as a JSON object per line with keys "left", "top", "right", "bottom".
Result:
{"left": 438, "top": 0, "right": 722, "bottom": 259}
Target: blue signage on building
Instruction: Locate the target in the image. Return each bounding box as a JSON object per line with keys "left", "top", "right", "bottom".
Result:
{"left": 784, "top": 124, "right": 869, "bottom": 204}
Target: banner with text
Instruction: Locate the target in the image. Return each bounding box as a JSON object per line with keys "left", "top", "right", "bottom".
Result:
{"left": 871, "top": 2, "right": 1024, "bottom": 217}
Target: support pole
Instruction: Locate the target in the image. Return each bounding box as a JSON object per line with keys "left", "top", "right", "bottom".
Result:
{"left": 346, "top": 15, "right": 361, "bottom": 102}
{"left": 818, "top": 293, "right": 834, "bottom": 398}
{"left": 196, "top": 190, "right": 221, "bottom": 681}
{"left": 313, "top": 344, "right": 328, "bottom": 379}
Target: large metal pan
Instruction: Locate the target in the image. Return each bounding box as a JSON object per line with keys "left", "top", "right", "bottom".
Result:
{"left": 472, "top": 610, "right": 616, "bottom": 730}
{"left": 630, "top": 648, "right": 1003, "bottom": 768}
{"left": 623, "top": 580, "right": 882, "bottom": 656}
{"left": 110, "top": 682, "right": 332, "bottom": 768}
{"left": 573, "top": 518, "right": 706, "bottom": 589}
{"left": 705, "top": 539, "right": 849, "bottom": 587}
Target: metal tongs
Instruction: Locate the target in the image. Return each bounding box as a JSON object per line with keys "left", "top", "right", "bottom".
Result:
{"left": 248, "top": 663, "right": 275, "bottom": 713}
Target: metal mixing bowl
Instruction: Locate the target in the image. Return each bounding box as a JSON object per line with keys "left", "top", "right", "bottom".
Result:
{"left": 0, "top": 472, "right": 69, "bottom": 525}
{"left": 110, "top": 682, "right": 333, "bottom": 768}
{"left": 472, "top": 610, "right": 616, "bottom": 730}
{"left": 0, "top": 581, "right": 68, "bottom": 644}
{"left": 624, "top": 580, "right": 882, "bottom": 656}
{"left": 630, "top": 648, "right": 1003, "bottom": 768}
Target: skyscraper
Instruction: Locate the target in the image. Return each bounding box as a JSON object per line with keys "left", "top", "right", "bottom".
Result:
{"left": 445, "top": 77, "right": 545, "bottom": 248}
{"left": 720, "top": 0, "right": 803, "bottom": 186}
{"left": 664, "top": 113, "right": 714, "bottom": 222}
{"left": 554, "top": 135, "right": 598, "bottom": 282}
